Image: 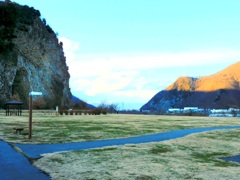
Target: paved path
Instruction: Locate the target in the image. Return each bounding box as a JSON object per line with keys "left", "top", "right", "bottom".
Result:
{"left": 14, "top": 126, "right": 240, "bottom": 158}
{"left": 222, "top": 155, "right": 240, "bottom": 163}
{"left": 0, "top": 140, "right": 49, "bottom": 180}
{"left": 1, "top": 126, "right": 240, "bottom": 179}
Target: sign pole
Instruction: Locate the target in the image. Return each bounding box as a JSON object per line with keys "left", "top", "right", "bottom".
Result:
{"left": 28, "top": 94, "right": 32, "bottom": 139}
{"left": 28, "top": 91, "right": 42, "bottom": 139}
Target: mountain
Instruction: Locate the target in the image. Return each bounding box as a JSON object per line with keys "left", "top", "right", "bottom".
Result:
{"left": 0, "top": 2, "right": 72, "bottom": 108}
{"left": 72, "top": 95, "right": 96, "bottom": 109}
{"left": 141, "top": 61, "right": 240, "bottom": 112}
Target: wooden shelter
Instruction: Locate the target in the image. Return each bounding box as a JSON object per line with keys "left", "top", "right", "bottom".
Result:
{"left": 5, "top": 100, "right": 23, "bottom": 116}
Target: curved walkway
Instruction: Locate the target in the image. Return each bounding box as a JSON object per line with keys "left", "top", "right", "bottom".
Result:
{"left": 14, "top": 126, "right": 240, "bottom": 158}
{"left": 0, "top": 140, "right": 49, "bottom": 180}
{"left": 2, "top": 126, "right": 240, "bottom": 179}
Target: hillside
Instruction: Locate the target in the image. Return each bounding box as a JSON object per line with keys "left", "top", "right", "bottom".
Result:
{"left": 0, "top": 2, "right": 72, "bottom": 108}
{"left": 141, "top": 61, "right": 240, "bottom": 112}
{"left": 72, "top": 95, "right": 96, "bottom": 109}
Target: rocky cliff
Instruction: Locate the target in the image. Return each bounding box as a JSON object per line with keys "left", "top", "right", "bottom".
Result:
{"left": 0, "top": 2, "right": 72, "bottom": 108}
{"left": 141, "top": 61, "right": 240, "bottom": 112}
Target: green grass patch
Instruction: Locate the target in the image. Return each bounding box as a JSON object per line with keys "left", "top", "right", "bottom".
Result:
{"left": 149, "top": 144, "right": 173, "bottom": 154}
{"left": 191, "top": 152, "right": 228, "bottom": 163}
{"left": 88, "top": 147, "right": 118, "bottom": 153}
{"left": 49, "top": 157, "right": 64, "bottom": 164}
{"left": 191, "top": 152, "right": 240, "bottom": 167}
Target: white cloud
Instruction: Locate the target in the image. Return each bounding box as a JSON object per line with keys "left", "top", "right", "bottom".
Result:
{"left": 88, "top": 51, "right": 240, "bottom": 70}
{"left": 60, "top": 37, "right": 240, "bottom": 107}
{"left": 66, "top": 50, "right": 240, "bottom": 79}
{"left": 71, "top": 71, "right": 137, "bottom": 96}
{"left": 81, "top": 89, "right": 158, "bottom": 106}
{"left": 114, "top": 90, "right": 158, "bottom": 102}
{"left": 59, "top": 37, "right": 80, "bottom": 52}
{"left": 59, "top": 37, "right": 80, "bottom": 63}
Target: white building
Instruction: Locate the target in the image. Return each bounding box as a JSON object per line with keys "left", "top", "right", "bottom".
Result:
{"left": 184, "top": 107, "right": 198, "bottom": 111}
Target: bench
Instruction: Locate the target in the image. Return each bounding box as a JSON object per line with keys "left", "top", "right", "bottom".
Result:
{"left": 13, "top": 127, "right": 24, "bottom": 134}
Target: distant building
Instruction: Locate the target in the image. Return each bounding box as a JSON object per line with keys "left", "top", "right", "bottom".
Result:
{"left": 184, "top": 107, "right": 198, "bottom": 111}
{"left": 141, "top": 110, "right": 151, "bottom": 113}
{"left": 168, "top": 108, "right": 181, "bottom": 113}
{"left": 209, "top": 108, "right": 240, "bottom": 117}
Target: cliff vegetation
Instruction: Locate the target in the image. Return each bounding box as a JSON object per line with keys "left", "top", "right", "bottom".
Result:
{"left": 0, "top": 1, "right": 72, "bottom": 108}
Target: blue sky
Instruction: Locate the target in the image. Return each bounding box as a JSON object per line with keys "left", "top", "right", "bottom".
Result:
{"left": 13, "top": 0, "right": 240, "bottom": 109}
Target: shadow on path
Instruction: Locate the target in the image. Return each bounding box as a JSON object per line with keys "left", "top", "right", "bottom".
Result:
{"left": 14, "top": 126, "right": 240, "bottom": 159}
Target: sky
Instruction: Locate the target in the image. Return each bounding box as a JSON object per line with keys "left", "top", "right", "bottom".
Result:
{"left": 12, "top": 0, "right": 240, "bottom": 109}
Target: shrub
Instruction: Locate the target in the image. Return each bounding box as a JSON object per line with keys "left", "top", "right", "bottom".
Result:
{"left": 93, "top": 108, "right": 101, "bottom": 115}
{"left": 102, "top": 108, "right": 108, "bottom": 115}
{"left": 59, "top": 110, "right": 63, "bottom": 115}
{"left": 33, "top": 97, "right": 46, "bottom": 109}
{"left": 64, "top": 110, "right": 68, "bottom": 115}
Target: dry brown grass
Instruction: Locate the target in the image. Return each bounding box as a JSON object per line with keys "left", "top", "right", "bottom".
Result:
{"left": 34, "top": 129, "right": 240, "bottom": 179}
{"left": 1, "top": 112, "right": 240, "bottom": 144}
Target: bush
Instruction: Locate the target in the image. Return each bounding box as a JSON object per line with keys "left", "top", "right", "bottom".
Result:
{"left": 102, "top": 108, "right": 108, "bottom": 115}
{"left": 64, "top": 110, "right": 68, "bottom": 115}
{"left": 33, "top": 97, "right": 46, "bottom": 109}
{"left": 59, "top": 110, "right": 63, "bottom": 115}
{"left": 70, "top": 110, "right": 73, "bottom": 115}
{"left": 93, "top": 108, "right": 101, "bottom": 115}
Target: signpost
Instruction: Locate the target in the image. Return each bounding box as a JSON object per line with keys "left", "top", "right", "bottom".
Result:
{"left": 29, "top": 91, "right": 42, "bottom": 139}
{"left": 56, "top": 106, "right": 59, "bottom": 116}
{"left": 29, "top": 91, "right": 42, "bottom": 96}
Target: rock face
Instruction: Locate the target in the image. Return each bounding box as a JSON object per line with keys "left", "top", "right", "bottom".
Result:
{"left": 0, "top": 2, "right": 72, "bottom": 108}
{"left": 141, "top": 61, "right": 240, "bottom": 112}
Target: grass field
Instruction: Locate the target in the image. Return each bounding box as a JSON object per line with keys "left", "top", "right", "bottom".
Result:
{"left": 1, "top": 112, "right": 240, "bottom": 179}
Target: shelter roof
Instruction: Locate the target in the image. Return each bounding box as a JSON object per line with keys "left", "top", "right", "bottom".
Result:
{"left": 5, "top": 100, "right": 23, "bottom": 105}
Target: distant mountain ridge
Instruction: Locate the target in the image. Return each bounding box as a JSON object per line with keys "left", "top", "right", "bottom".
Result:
{"left": 141, "top": 61, "right": 240, "bottom": 112}
{"left": 72, "top": 95, "right": 96, "bottom": 109}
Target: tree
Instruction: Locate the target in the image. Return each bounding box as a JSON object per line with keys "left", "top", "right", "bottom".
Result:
{"left": 98, "top": 100, "right": 108, "bottom": 109}
{"left": 98, "top": 101, "right": 119, "bottom": 114}
{"left": 108, "top": 103, "right": 119, "bottom": 113}
{"left": 33, "top": 97, "right": 46, "bottom": 109}
{"left": 11, "top": 94, "right": 21, "bottom": 101}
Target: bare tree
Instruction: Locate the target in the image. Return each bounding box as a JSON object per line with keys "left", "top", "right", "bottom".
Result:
{"left": 98, "top": 101, "right": 119, "bottom": 114}
{"left": 33, "top": 97, "right": 46, "bottom": 109}
{"left": 98, "top": 100, "right": 108, "bottom": 109}
{"left": 108, "top": 103, "right": 119, "bottom": 113}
